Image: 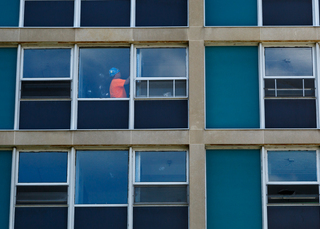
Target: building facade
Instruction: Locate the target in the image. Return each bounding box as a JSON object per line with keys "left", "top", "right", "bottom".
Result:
{"left": 0, "top": 0, "right": 320, "bottom": 229}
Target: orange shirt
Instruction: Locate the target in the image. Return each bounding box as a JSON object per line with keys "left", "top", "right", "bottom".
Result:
{"left": 109, "top": 78, "right": 127, "bottom": 98}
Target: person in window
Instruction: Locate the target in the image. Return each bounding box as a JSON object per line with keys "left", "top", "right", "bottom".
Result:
{"left": 109, "top": 67, "right": 129, "bottom": 98}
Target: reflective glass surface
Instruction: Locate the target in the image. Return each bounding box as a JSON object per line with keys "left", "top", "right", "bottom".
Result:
{"left": 78, "top": 48, "right": 130, "bottom": 98}
{"left": 268, "top": 185, "right": 319, "bottom": 203}
{"left": 149, "top": 80, "right": 173, "bottom": 97}
{"left": 134, "top": 186, "right": 187, "bottom": 203}
{"left": 137, "top": 48, "right": 186, "bottom": 78}
{"left": 18, "top": 152, "right": 68, "bottom": 183}
{"left": 136, "top": 80, "right": 147, "bottom": 97}
{"left": 135, "top": 151, "right": 186, "bottom": 182}
{"left": 268, "top": 151, "right": 317, "bottom": 181}
{"left": 23, "top": 49, "right": 71, "bottom": 78}
{"left": 21, "top": 81, "right": 71, "bottom": 99}
{"left": 75, "top": 151, "right": 128, "bottom": 204}
{"left": 265, "top": 48, "right": 313, "bottom": 76}
{"left": 175, "top": 80, "right": 187, "bottom": 96}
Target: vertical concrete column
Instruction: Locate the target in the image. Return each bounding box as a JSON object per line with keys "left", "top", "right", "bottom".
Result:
{"left": 189, "top": 144, "right": 206, "bottom": 229}
{"left": 189, "top": 0, "right": 204, "bottom": 26}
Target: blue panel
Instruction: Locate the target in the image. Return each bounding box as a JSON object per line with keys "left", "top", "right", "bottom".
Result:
{"left": 75, "top": 207, "right": 127, "bottom": 229}
{"left": 78, "top": 101, "right": 129, "bottom": 129}
{"left": 0, "top": 48, "right": 17, "bottom": 129}
{"left": 19, "top": 101, "right": 71, "bottom": 129}
{"left": 81, "top": 1, "right": 130, "bottom": 26}
{"left": 23, "top": 49, "right": 71, "bottom": 78}
{"left": 0, "top": 0, "right": 20, "bottom": 26}
{"left": 24, "top": 1, "right": 74, "bottom": 27}
{"left": 206, "top": 150, "right": 262, "bottom": 229}
{"left": 75, "top": 151, "right": 128, "bottom": 204}
{"left": 133, "top": 207, "right": 188, "bottom": 229}
{"left": 206, "top": 46, "right": 259, "bottom": 128}
{"left": 265, "top": 99, "right": 316, "bottom": 128}
{"left": 134, "top": 100, "right": 188, "bottom": 129}
{"left": 136, "top": 0, "right": 187, "bottom": 26}
{"left": 19, "top": 152, "right": 68, "bottom": 183}
{"left": 268, "top": 151, "right": 317, "bottom": 181}
{"left": 268, "top": 206, "right": 320, "bottom": 229}
{"left": 135, "top": 151, "right": 186, "bottom": 182}
{"left": 0, "top": 151, "right": 12, "bottom": 229}
{"left": 205, "top": 0, "right": 257, "bottom": 26}
{"left": 15, "top": 207, "right": 68, "bottom": 229}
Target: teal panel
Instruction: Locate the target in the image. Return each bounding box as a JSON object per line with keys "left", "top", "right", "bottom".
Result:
{"left": 206, "top": 149, "right": 262, "bottom": 229}
{"left": 0, "top": 48, "right": 17, "bottom": 129}
{"left": 0, "top": 0, "right": 20, "bottom": 26}
{"left": 0, "top": 151, "right": 12, "bottom": 229}
{"left": 206, "top": 46, "right": 259, "bottom": 128}
{"left": 205, "top": 0, "right": 257, "bottom": 26}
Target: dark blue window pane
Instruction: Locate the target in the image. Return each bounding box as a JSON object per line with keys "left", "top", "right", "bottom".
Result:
{"left": 24, "top": 1, "right": 74, "bottom": 27}
{"left": 133, "top": 207, "right": 188, "bottom": 229}
{"left": 81, "top": 0, "right": 130, "bottom": 26}
{"left": 263, "top": 0, "right": 312, "bottom": 25}
{"left": 268, "top": 206, "right": 320, "bottom": 229}
{"left": 78, "top": 48, "right": 130, "bottom": 98}
{"left": 19, "top": 101, "right": 71, "bottom": 129}
{"left": 135, "top": 151, "right": 186, "bottom": 182}
{"left": 265, "top": 99, "right": 316, "bottom": 128}
{"left": 75, "top": 151, "right": 128, "bottom": 204}
{"left": 75, "top": 207, "right": 127, "bottom": 229}
{"left": 77, "top": 101, "right": 129, "bottom": 129}
{"left": 136, "top": 0, "right": 187, "bottom": 26}
{"left": 18, "top": 152, "right": 68, "bottom": 183}
{"left": 0, "top": 151, "right": 12, "bottom": 229}
{"left": 21, "top": 81, "right": 71, "bottom": 99}
{"left": 134, "top": 100, "right": 188, "bottom": 128}
{"left": 23, "top": 49, "right": 71, "bottom": 78}
{"left": 268, "top": 151, "right": 317, "bottom": 181}
{"left": 15, "top": 207, "right": 67, "bottom": 229}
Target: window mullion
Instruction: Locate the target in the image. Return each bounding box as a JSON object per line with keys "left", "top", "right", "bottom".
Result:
{"left": 68, "top": 148, "right": 75, "bottom": 229}
{"left": 128, "top": 147, "right": 134, "bottom": 229}
{"left": 74, "top": 0, "right": 81, "bottom": 27}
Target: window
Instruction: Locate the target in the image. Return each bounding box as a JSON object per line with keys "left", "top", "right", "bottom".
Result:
{"left": 14, "top": 151, "right": 69, "bottom": 229}
{"left": 21, "top": 0, "right": 187, "bottom": 27}
{"left": 263, "top": 47, "right": 316, "bottom": 128}
{"left": 134, "top": 47, "right": 188, "bottom": 128}
{"left": 12, "top": 149, "right": 188, "bottom": 229}
{"left": 18, "top": 48, "right": 72, "bottom": 129}
{"left": 265, "top": 150, "right": 320, "bottom": 229}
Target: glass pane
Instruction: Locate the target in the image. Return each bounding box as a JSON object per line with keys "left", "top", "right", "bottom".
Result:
{"left": 276, "top": 89, "right": 303, "bottom": 97}
{"left": 136, "top": 0, "right": 187, "bottom": 26}
{"left": 268, "top": 185, "right": 319, "bottom": 204}
{"left": 21, "top": 81, "right": 71, "bottom": 99}
{"left": 149, "top": 80, "right": 173, "bottom": 97}
{"left": 134, "top": 186, "right": 187, "bottom": 203}
{"left": 265, "top": 48, "right": 313, "bottom": 76}
{"left": 268, "top": 151, "right": 317, "bottom": 181}
{"left": 78, "top": 48, "right": 130, "bottom": 98}
{"left": 24, "top": 1, "right": 74, "bottom": 27}
{"left": 263, "top": 0, "right": 312, "bottom": 26}
{"left": 81, "top": 0, "right": 130, "bottom": 26}
{"left": 135, "top": 151, "right": 186, "bottom": 182}
{"left": 74, "top": 207, "right": 127, "bottom": 229}
{"left": 16, "top": 186, "right": 68, "bottom": 205}
{"left": 136, "top": 80, "right": 147, "bottom": 97}
{"left": 305, "top": 79, "right": 315, "bottom": 88}
{"left": 265, "top": 79, "right": 275, "bottom": 88}
{"left": 75, "top": 151, "right": 128, "bottom": 204}
{"left": 277, "top": 79, "right": 302, "bottom": 88}
{"left": 15, "top": 207, "right": 68, "bottom": 229}
{"left": 18, "top": 152, "right": 68, "bottom": 183}
{"left": 175, "top": 80, "right": 186, "bottom": 96}
{"left": 137, "top": 48, "right": 186, "bottom": 78}
{"left": 23, "top": 49, "right": 71, "bottom": 78}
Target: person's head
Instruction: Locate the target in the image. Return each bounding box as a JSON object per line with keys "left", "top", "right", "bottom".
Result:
{"left": 109, "top": 67, "right": 121, "bottom": 78}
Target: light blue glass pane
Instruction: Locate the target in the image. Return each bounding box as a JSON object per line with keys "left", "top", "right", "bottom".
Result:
{"left": 268, "top": 151, "right": 317, "bottom": 181}
{"left": 18, "top": 152, "right": 68, "bottom": 183}
{"left": 0, "top": 0, "right": 20, "bottom": 26}
{"left": 265, "top": 47, "right": 313, "bottom": 76}
{"left": 78, "top": 48, "right": 130, "bottom": 98}
{"left": 206, "top": 150, "right": 262, "bottom": 229}
{"left": 0, "top": 48, "right": 16, "bottom": 129}
{"left": 205, "top": 0, "right": 257, "bottom": 26}
{"left": 0, "top": 151, "right": 12, "bottom": 229}
{"left": 135, "top": 151, "right": 186, "bottom": 182}
{"left": 75, "top": 151, "right": 128, "bottom": 204}
{"left": 206, "top": 46, "right": 259, "bottom": 128}
{"left": 136, "top": 48, "right": 186, "bottom": 78}
{"left": 23, "top": 49, "right": 71, "bottom": 78}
